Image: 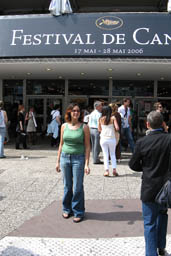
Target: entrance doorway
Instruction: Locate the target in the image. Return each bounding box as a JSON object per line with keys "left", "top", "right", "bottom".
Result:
{"left": 26, "top": 96, "right": 63, "bottom": 133}
{"left": 134, "top": 98, "right": 156, "bottom": 137}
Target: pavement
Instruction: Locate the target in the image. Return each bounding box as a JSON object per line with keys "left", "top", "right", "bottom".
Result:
{"left": 0, "top": 140, "right": 171, "bottom": 255}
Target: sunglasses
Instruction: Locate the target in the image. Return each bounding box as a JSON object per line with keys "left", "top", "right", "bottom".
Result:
{"left": 71, "top": 109, "right": 80, "bottom": 113}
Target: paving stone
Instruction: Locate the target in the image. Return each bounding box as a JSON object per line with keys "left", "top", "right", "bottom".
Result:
{"left": 0, "top": 236, "right": 171, "bottom": 256}
{"left": 0, "top": 145, "right": 154, "bottom": 252}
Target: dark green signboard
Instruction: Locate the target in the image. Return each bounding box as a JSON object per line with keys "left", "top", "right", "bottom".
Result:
{"left": 0, "top": 13, "right": 171, "bottom": 57}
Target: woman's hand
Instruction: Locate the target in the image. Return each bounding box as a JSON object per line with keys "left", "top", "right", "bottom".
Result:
{"left": 84, "top": 165, "right": 90, "bottom": 175}
{"left": 56, "top": 163, "right": 61, "bottom": 173}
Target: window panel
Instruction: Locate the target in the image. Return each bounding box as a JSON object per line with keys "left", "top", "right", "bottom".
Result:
{"left": 69, "top": 80, "right": 109, "bottom": 96}
{"left": 157, "top": 81, "right": 171, "bottom": 97}
{"left": 26, "top": 80, "right": 65, "bottom": 95}
{"left": 112, "top": 80, "right": 154, "bottom": 97}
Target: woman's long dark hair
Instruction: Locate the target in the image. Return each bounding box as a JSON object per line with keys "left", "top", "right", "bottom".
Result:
{"left": 101, "top": 106, "right": 112, "bottom": 125}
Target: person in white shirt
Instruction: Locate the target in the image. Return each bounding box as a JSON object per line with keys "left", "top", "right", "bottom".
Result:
{"left": 47, "top": 104, "right": 61, "bottom": 147}
{"left": 88, "top": 101, "right": 102, "bottom": 164}
{"left": 118, "top": 98, "right": 134, "bottom": 153}
{"left": 0, "top": 101, "right": 8, "bottom": 158}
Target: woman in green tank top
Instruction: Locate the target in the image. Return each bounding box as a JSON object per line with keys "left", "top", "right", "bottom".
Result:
{"left": 56, "top": 103, "right": 90, "bottom": 223}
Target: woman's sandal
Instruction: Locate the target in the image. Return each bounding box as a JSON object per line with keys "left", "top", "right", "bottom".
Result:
{"left": 62, "top": 212, "right": 72, "bottom": 219}
{"left": 113, "top": 170, "right": 119, "bottom": 177}
{"left": 104, "top": 171, "right": 109, "bottom": 177}
{"left": 73, "top": 217, "right": 84, "bottom": 223}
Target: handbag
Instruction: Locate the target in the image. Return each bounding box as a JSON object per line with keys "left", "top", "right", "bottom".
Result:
{"left": 16, "top": 124, "right": 20, "bottom": 133}
{"left": 155, "top": 180, "right": 171, "bottom": 208}
{"left": 155, "top": 143, "right": 171, "bottom": 208}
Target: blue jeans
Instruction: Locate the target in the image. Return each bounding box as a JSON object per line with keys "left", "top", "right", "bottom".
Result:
{"left": 90, "top": 128, "right": 101, "bottom": 163}
{"left": 0, "top": 127, "right": 6, "bottom": 157}
{"left": 142, "top": 202, "right": 168, "bottom": 256}
{"left": 122, "top": 127, "right": 134, "bottom": 153}
{"left": 60, "top": 152, "right": 85, "bottom": 217}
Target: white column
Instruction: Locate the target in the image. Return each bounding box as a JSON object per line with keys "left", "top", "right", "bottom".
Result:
{"left": 167, "top": 0, "right": 171, "bottom": 12}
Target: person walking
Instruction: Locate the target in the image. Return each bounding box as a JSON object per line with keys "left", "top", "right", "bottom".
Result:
{"left": 16, "top": 105, "right": 28, "bottom": 150}
{"left": 98, "top": 106, "right": 119, "bottom": 177}
{"left": 88, "top": 101, "right": 102, "bottom": 164}
{"left": 25, "top": 107, "right": 37, "bottom": 145}
{"left": 129, "top": 111, "right": 170, "bottom": 256}
{"left": 56, "top": 103, "right": 90, "bottom": 223}
{"left": 109, "top": 103, "right": 122, "bottom": 161}
{"left": 154, "top": 102, "right": 168, "bottom": 133}
{"left": 0, "top": 101, "right": 8, "bottom": 158}
{"left": 47, "top": 104, "right": 61, "bottom": 147}
{"left": 118, "top": 98, "right": 134, "bottom": 153}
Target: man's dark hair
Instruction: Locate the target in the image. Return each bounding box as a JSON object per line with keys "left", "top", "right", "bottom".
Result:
{"left": 123, "top": 98, "right": 130, "bottom": 104}
{"left": 153, "top": 102, "right": 162, "bottom": 110}
{"left": 147, "top": 111, "right": 163, "bottom": 129}
{"left": 54, "top": 104, "right": 59, "bottom": 110}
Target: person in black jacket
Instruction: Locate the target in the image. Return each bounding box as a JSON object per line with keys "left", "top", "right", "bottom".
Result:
{"left": 129, "top": 111, "right": 171, "bottom": 256}
{"left": 16, "top": 105, "right": 28, "bottom": 150}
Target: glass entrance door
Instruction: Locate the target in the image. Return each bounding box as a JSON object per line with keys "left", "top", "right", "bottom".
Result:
{"left": 26, "top": 96, "right": 63, "bottom": 133}
{"left": 135, "top": 98, "right": 156, "bottom": 137}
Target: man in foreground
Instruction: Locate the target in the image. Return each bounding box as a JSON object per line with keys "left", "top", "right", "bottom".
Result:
{"left": 129, "top": 111, "right": 171, "bottom": 256}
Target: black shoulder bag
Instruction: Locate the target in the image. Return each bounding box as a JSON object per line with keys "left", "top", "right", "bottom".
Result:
{"left": 155, "top": 142, "right": 171, "bottom": 208}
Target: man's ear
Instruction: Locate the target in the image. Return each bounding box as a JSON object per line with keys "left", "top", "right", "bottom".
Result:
{"left": 146, "top": 121, "right": 150, "bottom": 129}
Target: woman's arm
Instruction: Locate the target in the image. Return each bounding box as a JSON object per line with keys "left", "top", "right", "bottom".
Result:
{"left": 56, "top": 123, "right": 65, "bottom": 172}
{"left": 56, "top": 116, "right": 61, "bottom": 125}
{"left": 4, "top": 111, "right": 8, "bottom": 125}
{"left": 19, "top": 113, "right": 24, "bottom": 131}
{"left": 98, "top": 118, "right": 102, "bottom": 132}
{"left": 113, "top": 117, "right": 119, "bottom": 131}
{"left": 19, "top": 121, "right": 23, "bottom": 131}
{"left": 163, "top": 121, "right": 168, "bottom": 133}
{"left": 128, "top": 115, "right": 132, "bottom": 131}
{"left": 84, "top": 124, "right": 90, "bottom": 175}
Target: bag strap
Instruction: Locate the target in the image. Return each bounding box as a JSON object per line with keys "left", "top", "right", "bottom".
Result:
{"left": 51, "top": 110, "right": 58, "bottom": 122}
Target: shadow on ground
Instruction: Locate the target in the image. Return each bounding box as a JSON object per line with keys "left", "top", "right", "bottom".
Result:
{"left": 5, "top": 156, "right": 47, "bottom": 160}
{"left": 119, "top": 172, "right": 142, "bottom": 178}
{"left": 0, "top": 246, "right": 40, "bottom": 256}
{"left": 85, "top": 211, "right": 142, "bottom": 223}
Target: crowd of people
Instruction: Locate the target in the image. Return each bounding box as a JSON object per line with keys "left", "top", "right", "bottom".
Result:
{"left": 86, "top": 98, "right": 135, "bottom": 176}
{"left": 0, "top": 99, "right": 171, "bottom": 255}
{"left": 55, "top": 101, "right": 171, "bottom": 256}
{"left": 0, "top": 102, "right": 62, "bottom": 153}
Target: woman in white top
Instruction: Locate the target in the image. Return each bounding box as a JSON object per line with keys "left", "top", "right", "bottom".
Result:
{"left": 98, "top": 106, "right": 119, "bottom": 177}
{"left": 25, "top": 107, "right": 37, "bottom": 145}
{"left": 0, "top": 101, "right": 8, "bottom": 158}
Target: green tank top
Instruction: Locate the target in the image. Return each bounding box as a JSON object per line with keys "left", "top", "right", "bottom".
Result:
{"left": 62, "top": 123, "right": 85, "bottom": 154}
